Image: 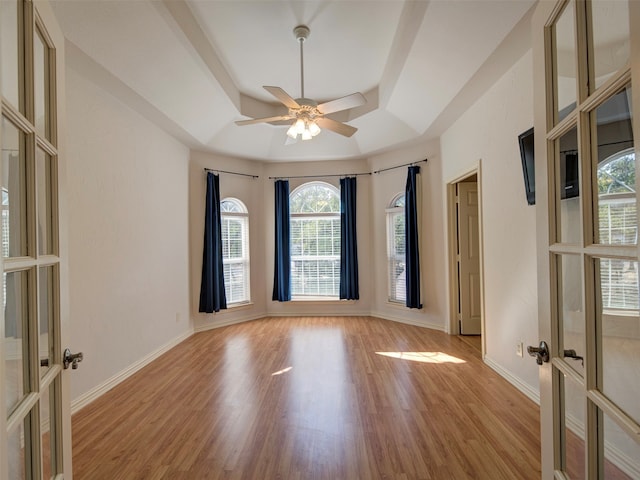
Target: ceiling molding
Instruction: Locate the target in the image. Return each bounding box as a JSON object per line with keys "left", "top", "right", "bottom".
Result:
{"left": 159, "top": 0, "right": 241, "bottom": 111}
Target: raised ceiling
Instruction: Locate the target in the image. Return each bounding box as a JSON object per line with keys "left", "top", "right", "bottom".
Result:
{"left": 51, "top": 0, "right": 535, "bottom": 162}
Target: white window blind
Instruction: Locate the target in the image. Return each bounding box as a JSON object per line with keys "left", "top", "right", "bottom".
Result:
{"left": 220, "top": 198, "right": 250, "bottom": 304}
{"left": 599, "top": 196, "right": 638, "bottom": 310}
{"left": 386, "top": 194, "right": 405, "bottom": 303}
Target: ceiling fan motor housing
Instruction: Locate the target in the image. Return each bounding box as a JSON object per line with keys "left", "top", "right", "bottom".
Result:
{"left": 290, "top": 101, "right": 320, "bottom": 122}
{"left": 293, "top": 25, "right": 310, "bottom": 42}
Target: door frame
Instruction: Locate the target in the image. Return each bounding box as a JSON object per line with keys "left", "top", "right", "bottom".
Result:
{"left": 446, "top": 161, "right": 486, "bottom": 354}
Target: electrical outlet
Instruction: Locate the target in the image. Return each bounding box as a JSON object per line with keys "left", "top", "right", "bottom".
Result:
{"left": 516, "top": 342, "right": 524, "bottom": 357}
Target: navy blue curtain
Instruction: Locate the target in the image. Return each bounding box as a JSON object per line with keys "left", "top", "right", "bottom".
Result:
{"left": 272, "top": 180, "right": 291, "bottom": 301}
{"left": 405, "top": 166, "right": 422, "bottom": 309}
{"left": 199, "top": 172, "right": 227, "bottom": 313}
{"left": 339, "top": 177, "right": 359, "bottom": 300}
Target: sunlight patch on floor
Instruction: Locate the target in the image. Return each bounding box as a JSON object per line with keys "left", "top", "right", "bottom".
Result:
{"left": 271, "top": 366, "right": 293, "bottom": 376}
{"left": 376, "top": 351, "right": 466, "bottom": 364}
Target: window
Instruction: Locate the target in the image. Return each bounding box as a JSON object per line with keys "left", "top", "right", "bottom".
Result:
{"left": 597, "top": 149, "right": 638, "bottom": 311}
{"left": 220, "top": 198, "right": 250, "bottom": 304}
{"left": 386, "top": 193, "right": 405, "bottom": 303}
{"left": 290, "top": 182, "right": 340, "bottom": 297}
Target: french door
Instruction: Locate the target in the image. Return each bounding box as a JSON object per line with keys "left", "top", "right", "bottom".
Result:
{"left": 533, "top": 0, "right": 640, "bottom": 478}
{"left": 1, "top": 0, "right": 72, "bottom": 478}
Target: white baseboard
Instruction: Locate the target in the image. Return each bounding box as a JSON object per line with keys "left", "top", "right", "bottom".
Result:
{"left": 370, "top": 310, "right": 446, "bottom": 332}
{"left": 194, "top": 312, "right": 267, "bottom": 332}
{"left": 266, "top": 311, "right": 372, "bottom": 318}
{"left": 564, "top": 403, "right": 640, "bottom": 478}
{"left": 603, "top": 439, "right": 640, "bottom": 479}
{"left": 71, "top": 328, "right": 194, "bottom": 414}
{"left": 483, "top": 356, "right": 540, "bottom": 405}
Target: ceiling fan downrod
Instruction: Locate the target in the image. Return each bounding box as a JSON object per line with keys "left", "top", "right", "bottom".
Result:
{"left": 294, "top": 25, "right": 310, "bottom": 100}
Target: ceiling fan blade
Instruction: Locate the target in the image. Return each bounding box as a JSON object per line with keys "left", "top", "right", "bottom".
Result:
{"left": 263, "top": 86, "right": 300, "bottom": 109}
{"left": 316, "top": 117, "right": 358, "bottom": 137}
{"left": 317, "top": 92, "right": 366, "bottom": 115}
{"left": 235, "top": 114, "right": 293, "bottom": 126}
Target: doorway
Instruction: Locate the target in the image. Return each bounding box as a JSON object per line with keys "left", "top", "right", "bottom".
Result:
{"left": 447, "top": 168, "right": 484, "bottom": 355}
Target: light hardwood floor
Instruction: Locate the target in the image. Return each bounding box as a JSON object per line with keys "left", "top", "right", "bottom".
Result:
{"left": 71, "top": 316, "right": 541, "bottom": 479}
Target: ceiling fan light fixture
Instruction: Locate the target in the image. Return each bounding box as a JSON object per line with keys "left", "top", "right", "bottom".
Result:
{"left": 295, "top": 118, "right": 306, "bottom": 134}
{"left": 309, "top": 121, "right": 321, "bottom": 137}
{"left": 286, "top": 124, "right": 298, "bottom": 139}
{"left": 301, "top": 128, "right": 313, "bottom": 141}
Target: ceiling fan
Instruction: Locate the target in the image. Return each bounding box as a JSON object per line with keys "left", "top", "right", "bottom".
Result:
{"left": 235, "top": 25, "right": 366, "bottom": 143}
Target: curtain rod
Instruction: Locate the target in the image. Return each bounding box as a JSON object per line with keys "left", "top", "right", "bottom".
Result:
{"left": 269, "top": 172, "right": 371, "bottom": 180}
{"left": 562, "top": 140, "right": 633, "bottom": 155}
{"left": 373, "top": 158, "right": 428, "bottom": 174}
{"left": 204, "top": 168, "right": 259, "bottom": 179}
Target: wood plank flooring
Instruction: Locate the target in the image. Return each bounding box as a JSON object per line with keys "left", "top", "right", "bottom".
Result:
{"left": 71, "top": 316, "right": 541, "bottom": 479}
{"left": 457, "top": 335, "right": 481, "bottom": 354}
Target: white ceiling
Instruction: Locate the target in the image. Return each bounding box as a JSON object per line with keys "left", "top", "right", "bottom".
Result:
{"left": 50, "top": 0, "right": 535, "bottom": 163}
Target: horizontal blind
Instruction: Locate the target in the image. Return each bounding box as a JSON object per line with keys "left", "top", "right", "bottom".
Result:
{"left": 599, "top": 198, "right": 638, "bottom": 310}
{"left": 387, "top": 210, "right": 405, "bottom": 302}
{"left": 291, "top": 216, "right": 340, "bottom": 296}
{"left": 221, "top": 215, "right": 250, "bottom": 304}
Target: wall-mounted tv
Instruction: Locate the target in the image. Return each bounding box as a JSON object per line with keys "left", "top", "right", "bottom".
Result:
{"left": 518, "top": 127, "right": 535, "bottom": 205}
{"left": 517, "top": 127, "right": 580, "bottom": 206}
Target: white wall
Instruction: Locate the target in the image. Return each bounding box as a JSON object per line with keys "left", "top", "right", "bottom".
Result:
{"left": 440, "top": 49, "right": 539, "bottom": 395}
{"left": 190, "top": 152, "right": 268, "bottom": 330}
{"left": 190, "top": 150, "right": 450, "bottom": 326}
{"left": 368, "top": 140, "right": 447, "bottom": 330}
{"left": 65, "top": 63, "right": 191, "bottom": 402}
{"left": 264, "top": 160, "right": 373, "bottom": 317}
{"left": 190, "top": 155, "right": 376, "bottom": 326}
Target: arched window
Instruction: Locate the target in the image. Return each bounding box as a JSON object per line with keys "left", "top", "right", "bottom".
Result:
{"left": 220, "top": 198, "right": 250, "bottom": 304}
{"left": 597, "top": 149, "right": 637, "bottom": 311}
{"left": 386, "top": 193, "right": 405, "bottom": 303}
{"left": 290, "top": 182, "right": 340, "bottom": 297}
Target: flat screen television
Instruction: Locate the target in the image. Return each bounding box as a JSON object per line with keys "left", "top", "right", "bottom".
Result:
{"left": 517, "top": 127, "right": 580, "bottom": 206}
{"left": 518, "top": 127, "right": 535, "bottom": 205}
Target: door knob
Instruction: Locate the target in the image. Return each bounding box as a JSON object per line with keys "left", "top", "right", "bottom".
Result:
{"left": 563, "top": 349, "right": 584, "bottom": 366}
{"left": 63, "top": 348, "right": 84, "bottom": 370}
{"left": 527, "top": 341, "right": 550, "bottom": 365}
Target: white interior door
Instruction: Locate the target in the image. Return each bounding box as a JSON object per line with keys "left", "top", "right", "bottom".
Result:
{"left": 533, "top": 0, "right": 640, "bottom": 478}
{"left": 1, "top": 0, "right": 73, "bottom": 478}
{"left": 457, "top": 181, "right": 481, "bottom": 335}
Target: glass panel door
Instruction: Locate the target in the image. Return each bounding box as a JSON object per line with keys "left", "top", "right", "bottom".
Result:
{"left": 1, "top": 1, "right": 68, "bottom": 478}
{"left": 535, "top": 0, "right": 640, "bottom": 478}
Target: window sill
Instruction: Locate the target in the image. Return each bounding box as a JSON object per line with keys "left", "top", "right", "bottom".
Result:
{"left": 602, "top": 309, "right": 639, "bottom": 318}
{"left": 289, "top": 296, "right": 356, "bottom": 305}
